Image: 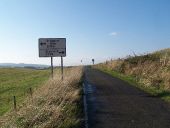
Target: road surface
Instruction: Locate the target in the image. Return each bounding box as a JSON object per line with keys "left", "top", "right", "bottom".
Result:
{"left": 84, "top": 67, "right": 170, "bottom": 128}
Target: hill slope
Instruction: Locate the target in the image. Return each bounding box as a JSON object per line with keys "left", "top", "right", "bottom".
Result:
{"left": 95, "top": 48, "right": 170, "bottom": 99}
{"left": 0, "top": 63, "right": 49, "bottom": 69}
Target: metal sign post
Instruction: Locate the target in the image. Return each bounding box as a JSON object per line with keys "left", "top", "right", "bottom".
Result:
{"left": 92, "top": 59, "right": 94, "bottom": 65}
{"left": 61, "top": 56, "right": 63, "bottom": 80}
{"left": 51, "top": 57, "right": 53, "bottom": 78}
{"left": 38, "top": 38, "right": 66, "bottom": 80}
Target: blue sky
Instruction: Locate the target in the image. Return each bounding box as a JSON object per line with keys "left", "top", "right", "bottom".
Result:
{"left": 0, "top": 0, "right": 170, "bottom": 66}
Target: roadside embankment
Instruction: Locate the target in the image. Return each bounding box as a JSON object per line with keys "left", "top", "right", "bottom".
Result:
{"left": 0, "top": 66, "right": 84, "bottom": 128}
{"left": 95, "top": 48, "right": 170, "bottom": 101}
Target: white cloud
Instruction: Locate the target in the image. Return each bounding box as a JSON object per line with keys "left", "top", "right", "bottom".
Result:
{"left": 109, "top": 32, "right": 118, "bottom": 36}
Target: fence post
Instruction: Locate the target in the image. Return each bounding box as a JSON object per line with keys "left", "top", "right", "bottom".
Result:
{"left": 13, "top": 96, "right": 16, "bottom": 111}
{"left": 29, "top": 87, "right": 33, "bottom": 97}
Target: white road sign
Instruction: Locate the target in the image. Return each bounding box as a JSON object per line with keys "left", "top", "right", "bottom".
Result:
{"left": 39, "top": 38, "right": 66, "bottom": 57}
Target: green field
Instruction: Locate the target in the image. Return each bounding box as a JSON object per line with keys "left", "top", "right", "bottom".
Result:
{"left": 0, "top": 68, "right": 50, "bottom": 116}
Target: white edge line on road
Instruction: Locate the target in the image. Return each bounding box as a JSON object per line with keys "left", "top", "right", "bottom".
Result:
{"left": 83, "top": 83, "right": 89, "bottom": 128}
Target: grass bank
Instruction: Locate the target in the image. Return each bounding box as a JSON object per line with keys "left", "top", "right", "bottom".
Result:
{"left": 0, "top": 66, "right": 83, "bottom": 128}
{"left": 95, "top": 48, "right": 170, "bottom": 102}
{"left": 0, "top": 68, "right": 50, "bottom": 116}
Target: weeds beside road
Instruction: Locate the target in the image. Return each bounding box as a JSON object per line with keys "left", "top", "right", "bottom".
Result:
{"left": 0, "top": 67, "right": 84, "bottom": 128}
{"left": 95, "top": 48, "right": 170, "bottom": 102}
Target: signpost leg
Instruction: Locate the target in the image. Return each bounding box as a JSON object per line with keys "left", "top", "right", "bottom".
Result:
{"left": 51, "top": 57, "right": 53, "bottom": 78}
{"left": 61, "top": 56, "right": 63, "bottom": 80}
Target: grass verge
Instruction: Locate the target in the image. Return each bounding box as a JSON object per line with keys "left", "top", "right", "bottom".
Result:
{"left": 0, "top": 68, "right": 50, "bottom": 116}
{"left": 0, "top": 66, "right": 84, "bottom": 128}
{"left": 95, "top": 67, "right": 170, "bottom": 102}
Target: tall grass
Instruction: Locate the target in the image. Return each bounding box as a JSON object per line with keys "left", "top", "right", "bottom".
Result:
{"left": 95, "top": 48, "right": 170, "bottom": 100}
{"left": 0, "top": 66, "right": 83, "bottom": 128}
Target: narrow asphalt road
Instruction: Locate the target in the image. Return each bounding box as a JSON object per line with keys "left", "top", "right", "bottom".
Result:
{"left": 84, "top": 67, "right": 170, "bottom": 128}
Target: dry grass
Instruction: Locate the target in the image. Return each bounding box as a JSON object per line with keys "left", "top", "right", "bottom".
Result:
{"left": 0, "top": 66, "right": 83, "bottom": 128}
{"left": 96, "top": 48, "right": 170, "bottom": 90}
